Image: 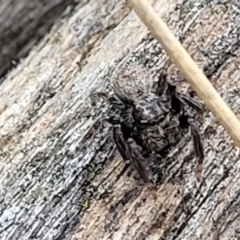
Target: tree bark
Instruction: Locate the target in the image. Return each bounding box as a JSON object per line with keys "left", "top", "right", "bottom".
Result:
{"left": 0, "top": 0, "right": 78, "bottom": 81}
{"left": 1, "top": 0, "right": 240, "bottom": 239}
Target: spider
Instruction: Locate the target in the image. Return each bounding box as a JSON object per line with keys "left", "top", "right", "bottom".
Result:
{"left": 93, "top": 69, "right": 204, "bottom": 186}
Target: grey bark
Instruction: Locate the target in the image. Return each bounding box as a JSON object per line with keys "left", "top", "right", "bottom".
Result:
{"left": 1, "top": 0, "right": 240, "bottom": 239}
{"left": 0, "top": 0, "right": 78, "bottom": 81}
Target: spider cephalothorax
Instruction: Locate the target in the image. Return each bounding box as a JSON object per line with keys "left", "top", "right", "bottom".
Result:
{"left": 93, "top": 68, "right": 204, "bottom": 186}
{"left": 134, "top": 93, "right": 169, "bottom": 124}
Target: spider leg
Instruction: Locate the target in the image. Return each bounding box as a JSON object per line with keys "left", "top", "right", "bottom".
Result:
{"left": 156, "top": 72, "right": 168, "bottom": 96}
{"left": 127, "top": 138, "right": 158, "bottom": 199}
{"left": 176, "top": 92, "right": 203, "bottom": 114}
{"left": 113, "top": 124, "right": 131, "bottom": 161}
{"left": 164, "top": 82, "right": 182, "bottom": 113}
{"left": 170, "top": 88, "right": 204, "bottom": 180}
{"left": 127, "top": 138, "right": 150, "bottom": 184}
{"left": 164, "top": 81, "right": 203, "bottom": 120}
{"left": 189, "top": 121, "right": 204, "bottom": 181}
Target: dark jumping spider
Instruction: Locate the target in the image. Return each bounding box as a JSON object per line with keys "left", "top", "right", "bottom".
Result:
{"left": 93, "top": 70, "right": 204, "bottom": 186}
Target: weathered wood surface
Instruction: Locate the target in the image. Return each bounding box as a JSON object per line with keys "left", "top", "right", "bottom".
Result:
{"left": 1, "top": 0, "right": 240, "bottom": 239}
{"left": 0, "top": 0, "right": 78, "bottom": 81}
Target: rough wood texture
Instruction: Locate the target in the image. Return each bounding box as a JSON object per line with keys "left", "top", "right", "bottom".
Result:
{"left": 0, "top": 0, "right": 77, "bottom": 81}
{"left": 1, "top": 0, "right": 240, "bottom": 239}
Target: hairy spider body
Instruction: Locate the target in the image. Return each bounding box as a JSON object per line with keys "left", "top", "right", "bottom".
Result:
{"left": 94, "top": 69, "right": 204, "bottom": 184}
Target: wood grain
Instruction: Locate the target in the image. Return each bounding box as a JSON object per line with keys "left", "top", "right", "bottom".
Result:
{"left": 0, "top": 0, "right": 77, "bottom": 81}
{"left": 1, "top": 0, "right": 240, "bottom": 239}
